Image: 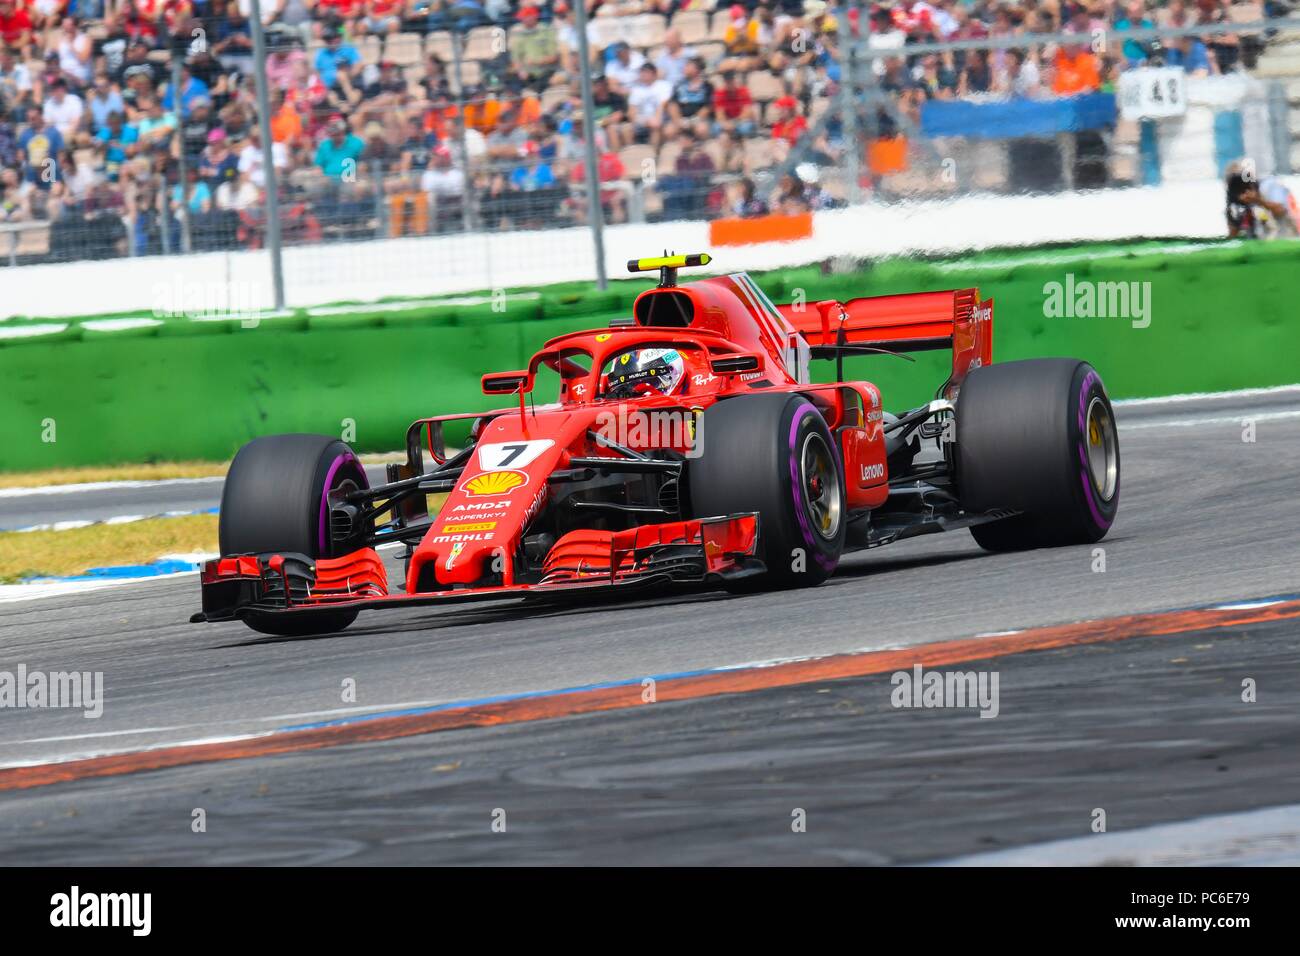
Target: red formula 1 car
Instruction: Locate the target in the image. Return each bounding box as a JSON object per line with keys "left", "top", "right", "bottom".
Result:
{"left": 193, "top": 254, "right": 1121, "bottom": 635}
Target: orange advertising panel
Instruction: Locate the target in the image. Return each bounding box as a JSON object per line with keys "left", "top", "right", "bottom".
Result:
{"left": 709, "top": 212, "right": 814, "bottom": 247}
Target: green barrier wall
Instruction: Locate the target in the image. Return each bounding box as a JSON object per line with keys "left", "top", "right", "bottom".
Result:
{"left": 2, "top": 240, "right": 1298, "bottom": 471}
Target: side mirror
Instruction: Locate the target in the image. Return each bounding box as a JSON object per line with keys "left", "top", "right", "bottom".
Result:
{"left": 710, "top": 353, "right": 762, "bottom": 375}
{"left": 481, "top": 370, "right": 532, "bottom": 395}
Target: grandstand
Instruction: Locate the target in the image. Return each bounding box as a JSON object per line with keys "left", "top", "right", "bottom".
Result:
{"left": 0, "top": 0, "right": 1287, "bottom": 266}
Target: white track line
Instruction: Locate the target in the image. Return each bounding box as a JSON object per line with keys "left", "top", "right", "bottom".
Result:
{"left": 0, "top": 571, "right": 199, "bottom": 604}
{"left": 1114, "top": 383, "right": 1300, "bottom": 406}
{"left": 1121, "top": 409, "right": 1300, "bottom": 430}
{"left": 0, "top": 476, "right": 223, "bottom": 498}
{"left": 936, "top": 803, "right": 1300, "bottom": 866}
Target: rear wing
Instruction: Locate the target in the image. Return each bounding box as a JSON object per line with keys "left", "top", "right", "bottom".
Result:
{"left": 776, "top": 288, "right": 993, "bottom": 394}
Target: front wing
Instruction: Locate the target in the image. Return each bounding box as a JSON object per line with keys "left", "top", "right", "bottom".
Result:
{"left": 191, "top": 514, "right": 761, "bottom": 624}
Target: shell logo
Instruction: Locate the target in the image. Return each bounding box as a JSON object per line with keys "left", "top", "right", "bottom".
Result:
{"left": 463, "top": 469, "right": 528, "bottom": 497}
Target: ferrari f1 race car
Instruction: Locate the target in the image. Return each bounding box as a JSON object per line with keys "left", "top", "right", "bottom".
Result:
{"left": 193, "top": 254, "right": 1121, "bottom": 635}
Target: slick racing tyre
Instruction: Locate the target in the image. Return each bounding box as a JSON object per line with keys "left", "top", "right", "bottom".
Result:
{"left": 219, "top": 434, "right": 370, "bottom": 635}
{"left": 957, "top": 358, "right": 1120, "bottom": 551}
{"left": 688, "top": 393, "right": 846, "bottom": 591}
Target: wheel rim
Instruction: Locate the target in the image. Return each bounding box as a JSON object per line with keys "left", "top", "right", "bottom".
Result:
{"left": 800, "top": 431, "right": 842, "bottom": 540}
{"left": 1084, "top": 396, "right": 1118, "bottom": 502}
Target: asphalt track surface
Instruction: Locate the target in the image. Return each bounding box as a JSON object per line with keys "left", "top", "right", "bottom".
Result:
{"left": 1, "top": 390, "right": 1298, "bottom": 864}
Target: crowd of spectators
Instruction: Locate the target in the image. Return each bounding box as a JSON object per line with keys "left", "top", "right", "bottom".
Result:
{"left": 0, "top": 0, "right": 1278, "bottom": 262}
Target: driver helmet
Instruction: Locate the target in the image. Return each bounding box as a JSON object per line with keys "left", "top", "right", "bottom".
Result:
{"left": 601, "top": 347, "right": 686, "bottom": 399}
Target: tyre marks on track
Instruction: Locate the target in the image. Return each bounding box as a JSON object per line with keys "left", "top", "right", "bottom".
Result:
{"left": 2, "top": 594, "right": 1298, "bottom": 793}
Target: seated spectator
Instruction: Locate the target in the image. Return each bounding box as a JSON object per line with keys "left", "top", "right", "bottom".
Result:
{"left": 0, "top": 0, "right": 34, "bottom": 56}
{"left": 484, "top": 107, "right": 528, "bottom": 159}
{"left": 667, "top": 56, "right": 713, "bottom": 136}
{"left": 178, "top": 97, "right": 214, "bottom": 164}
{"left": 959, "top": 49, "right": 993, "bottom": 95}
{"left": 96, "top": 12, "right": 132, "bottom": 79}
{"left": 733, "top": 177, "right": 769, "bottom": 217}
{"left": 1165, "top": 34, "right": 1215, "bottom": 76}
{"left": 589, "top": 73, "right": 631, "bottom": 149}
{"left": 88, "top": 72, "right": 126, "bottom": 133}
{"left": 1116, "top": 0, "right": 1157, "bottom": 68}
{"left": 265, "top": 35, "right": 308, "bottom": 91}
{"left": 172, "top": 164, "right": 213, "bottom": 216}
{"left": 463, "top": 85, "right": 502, "bottom": 135}
{"left": 19, "top": 107, "right": 63, "bottom": 190}
{"left": 96, "top": 110, "right": 140, "bottom": 180}
{"left": 161, "top": 63, "right": 211, "bottom": 119}
{"left": 55, "top": 16, "right": 94, "bottom": 89}
{"left": 720, "top": 4, "right": 762, "bottom": 73}
{"left": 627, "top": 62, "right": 670, "bottom": 145}
{"left": 771, "top": 171, "right": 809, "bottom": 214}
{"left": 286, "top": 57, "right": 328, "bottom": 112}
{"left": 427, "top": 0, "right": 490, "bottom": 34}
{"left": 120, "top": 0, "right": 162, "bottom": 48}
{"left": 552, "top": 1, "right": 584, "bottom": 75}
{"left": 1052, "top": 43, "right": 1102, "bottom": 96}
{"left": 269, "top": 88, "right": 304, "bottom": 145}
{"left": 238, "top": 127, "right": 289, "bottom": 189}
{"left": 511, "top": 5, "right": 559, "bottom": 91}
{"left": 567, "top": 144, "right": 626, "bottom": 224}
{"left": 362, "top": 0, "right": 405, "bottom": 35}
{"left": 0, "top": 45, "right": 33, "bottom": 101}
{"left": 315, "top": 116, "right": 365, "bottom": 180}
{"left": 605, "top": 42, "right": 645, "bottom": 93}
{"left": 769, "top": 94, "right": 807, "bottom": 145}
{"left": 116, "top": 38, "right": 164, "bottom": 91}
{"left": 0, "top": 166, "right": 33, "bottom": 220}
{"left": 135, "top": 96, "right": 177, "bottom": 151}
{"left": 360, "top": 58, "right": 407, "bottom": 103}
{"left": 43, "top": 78, "right": 85, "bottom": 142}
{"left": 655, "top": 28, "right": 693, "bottom": 88}
{"left": 314, "top": 22, "right": 361, "bottom": 93}
{"left": 212, "top": 3, "right": 256, "bottom": 75}
{"left": 270, "top": 0, "right": 317, "bottom": 40}
{"left": 659, "top": 128, "right": 714, "bottom": 220}
{"left": 420, "top": 144, "right": 465, "bottom": 231}
{"left": 713, "top": 70, "right": 757, "bottom": 137}
{"left": 198, "top": 126, "right": 240, "bottom": 191}
{"left": 1196, "top": 0, "right": 1240, "bottom": 73}
{"left": 216, "top": 167, "right": 260, "bottom": 212}
{"left": 318, "top": 0, "right": 366, "bottom": 35}
{"left": 915, "top": 53, "right": 959, "bottom": 100}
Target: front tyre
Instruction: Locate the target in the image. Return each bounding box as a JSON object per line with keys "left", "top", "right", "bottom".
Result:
{"left": 688, "top": 393, "right": 846, "bottom": 591}
{"left": 957, "top": 359, "right": 1120, "bottom": 551}
{"left": 219, "top": 433, "right": 370, "bottom": 635}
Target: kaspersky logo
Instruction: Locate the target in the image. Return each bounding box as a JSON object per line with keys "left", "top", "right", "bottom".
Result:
{"left": 463, "top": 470, "right": 528, "bottom": 496}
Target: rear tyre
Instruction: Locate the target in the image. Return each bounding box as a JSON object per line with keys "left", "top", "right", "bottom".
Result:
{"left": 688, "top": 393, "right": 846, "bottom": 591}
{"left": 957, "top": 359, "right": 1120, "bottom": 551}
{"left": 220, "top": 433, "right": 369, "bottom": 635}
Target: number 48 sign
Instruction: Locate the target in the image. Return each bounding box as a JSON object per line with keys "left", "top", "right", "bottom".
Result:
{"left": 1118, "top": 66, "right": 1188, "bottom": 120}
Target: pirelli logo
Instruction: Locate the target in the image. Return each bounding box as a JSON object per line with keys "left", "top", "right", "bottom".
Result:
{"left": 441, "top": 521, "right": 496, "bottom": 533}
